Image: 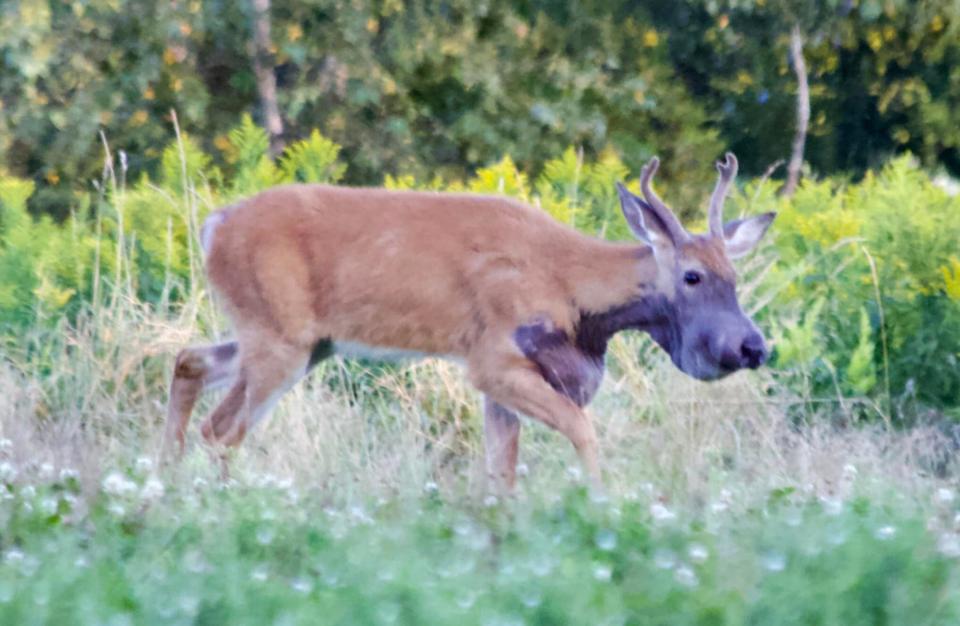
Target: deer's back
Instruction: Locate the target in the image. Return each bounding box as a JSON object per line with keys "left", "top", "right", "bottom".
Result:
{"left": 204, "top": 185, "right": 582, "bottom": 355}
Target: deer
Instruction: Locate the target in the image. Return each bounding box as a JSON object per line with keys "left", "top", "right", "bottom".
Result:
{"left": 165, "top": 153, "right": 775, "bottom": 490}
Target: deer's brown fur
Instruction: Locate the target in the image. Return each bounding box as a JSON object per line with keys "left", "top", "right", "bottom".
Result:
{"left": 166, "top": 154, "right": 775, "bottom": 490}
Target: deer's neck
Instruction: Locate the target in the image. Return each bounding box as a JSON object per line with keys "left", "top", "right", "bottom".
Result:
{"left": 565, "top": 239, "right": 673, "bottom": 357}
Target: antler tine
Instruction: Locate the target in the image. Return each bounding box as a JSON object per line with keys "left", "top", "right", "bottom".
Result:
{"left": 708, "top": 152, "right": 738, "bottom": 237}
{"left": 639, "top": 156, "right": 689, "bottom": 243}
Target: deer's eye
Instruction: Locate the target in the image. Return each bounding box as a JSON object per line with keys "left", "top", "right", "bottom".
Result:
{"left": 683, "top": 270, "right": 702, "bottom": 286}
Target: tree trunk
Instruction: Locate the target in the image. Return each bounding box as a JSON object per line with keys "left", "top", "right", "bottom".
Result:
{"left": 250, "top": 0, "right": 284, "bottom": 157}
{"left": 781, "top": 24, "right": 809, "bottom": 197}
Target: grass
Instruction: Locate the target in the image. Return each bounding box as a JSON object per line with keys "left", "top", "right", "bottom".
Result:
{"left": 1, "top": 458, "right": 959, "bottom": 624}
{"left": 1, "top": 289, "right": 959, "bottom": 625}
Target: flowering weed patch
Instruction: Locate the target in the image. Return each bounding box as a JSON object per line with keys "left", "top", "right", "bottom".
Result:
{"left": 1, "top": 461, "right": 959, "bottom": 625}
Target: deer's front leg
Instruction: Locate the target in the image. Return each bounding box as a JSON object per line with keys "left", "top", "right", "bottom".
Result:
{"left": 514, "top": 318, "right": 605, "bottom": 407}
{"left": 469, "top": 340, "right": 601, "bottom": 489}
{"left": 483, "top": 397, "right": 521, "bottom": 492}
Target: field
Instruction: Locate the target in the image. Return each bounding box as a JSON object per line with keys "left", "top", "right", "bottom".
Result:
{"left": 6, "top": 2, "right": 960, "bottom": 623}
{"left": 1, "top": 127, "right": 960, "bottom": 624}
{"left": 1, "top": 284, "right": 959, "bottom": 625}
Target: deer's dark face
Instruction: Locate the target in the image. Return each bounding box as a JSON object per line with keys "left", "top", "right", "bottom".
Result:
{"left": 662, "top": 236, "right": 767, "bottom": 380}
{"left": 617, "top": 153, "right": 775, "bottom": 381}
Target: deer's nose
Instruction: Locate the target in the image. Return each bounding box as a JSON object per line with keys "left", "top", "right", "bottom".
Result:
{"left": 740, "top": 334, "right": 767, "bottom": 369}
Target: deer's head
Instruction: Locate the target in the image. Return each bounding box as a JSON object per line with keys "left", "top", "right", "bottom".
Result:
{"left": 616, "top": 153, "right": 775, "bottom": 381}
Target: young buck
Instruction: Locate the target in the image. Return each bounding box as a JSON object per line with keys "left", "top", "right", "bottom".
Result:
{"left": 166, "top": 153, "right": 774, "bottom": 489}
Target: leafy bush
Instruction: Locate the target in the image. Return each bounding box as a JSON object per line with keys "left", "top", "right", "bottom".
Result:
{"left": 741, "top": 156, "right": 960, "bottom": 416}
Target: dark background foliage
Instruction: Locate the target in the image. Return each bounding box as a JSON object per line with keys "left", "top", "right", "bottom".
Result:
{"left": 2, "top": 0, "right": 959, "bottom": 219}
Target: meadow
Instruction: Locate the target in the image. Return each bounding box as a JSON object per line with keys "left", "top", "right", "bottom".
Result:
{"left": 1, "top": 122, "right": 959, "bottom": 624}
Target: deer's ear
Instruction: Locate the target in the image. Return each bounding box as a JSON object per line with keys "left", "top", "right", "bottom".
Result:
{"left": 723, "top": 212, "right": 776, "bottom": 259}
{"left": 616, "top": 183, "right": 676, "bottom": 246}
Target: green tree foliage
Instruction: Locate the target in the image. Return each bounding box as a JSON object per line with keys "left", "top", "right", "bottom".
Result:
{"left": 661, "top": 0, "right": 960, "bottom": 177}
{"left": 6, "top": 1, "right": 960, "bottom": 218}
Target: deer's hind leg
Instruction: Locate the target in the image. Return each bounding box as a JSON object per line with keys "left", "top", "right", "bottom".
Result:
{"left": 201, "top": 336, "right": 333, "bottom": 452}
{"left": 165, "top": 341, "right": 240, "bottom": 458}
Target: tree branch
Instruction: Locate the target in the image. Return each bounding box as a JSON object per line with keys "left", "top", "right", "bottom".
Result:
{"left": 781, "top": 23, "right": 809, "bottom": 197}
{"left": 250, "top": 0, "right": 285, "bottom": 157}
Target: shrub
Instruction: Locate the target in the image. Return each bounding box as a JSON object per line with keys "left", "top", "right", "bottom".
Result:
{"left": 741, "top": 156, "right": 960, "bottom": 416}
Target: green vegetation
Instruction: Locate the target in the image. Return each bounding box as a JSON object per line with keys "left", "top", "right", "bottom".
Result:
{"left": 5, "top": 1, "right": 960, "bottom": 215}
{"left": 2, "top": 468, "right": 959, "bottom": 625}
{"left": 2, "top": 3, "right": 960, "bottom": 623}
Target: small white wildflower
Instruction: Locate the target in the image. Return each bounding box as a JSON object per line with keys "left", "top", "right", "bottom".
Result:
{"left": 937, "top": 533, "right": 960, "bottom": 558}
{"left": 4, "top": 549, "right": 24, "bottom": 564}
{"left": 826, "top": 527, "right": 848, "bottom": 546}
{"left": 785, "top": 507, "right": 803, "bottom": 527}
{"left": 0, "top": 462, "right": 17, "bottom": 483}
{"left": 589, "top": 488, "right": 610, "bottom": 506}
{"left": 820, "top": 497, "right": 843, "bottom": 516}
{"left": 874, "top": 525, "right": 896, "bottom": 541}
{"left": 529, "top": 556, "right": 554, "bottom": 577}
{"left": 954, "top": 512, "right": 960, "bottom": 529}
{"left": 423, "top": 480, "right": 438, "bottom": 494}
{"left": 935, "top": 488, "right": 955, "bottom": 505}
{"left": 250, "top": 565, "right": 269, "bottom": 582}
{"left": 842, "top": 464, "right": 858, "bottom": 480}
{"left": 520, "top": 589, "right": 542, "bottom": 608}
{"left": 39, "top": 463, "right": 54, "bottom": 480}
{"left": 650, "top": 502, "right": 676, "bottom": 524}
{"left": 40, "top": 497, "right": 58, "bottom": 516}
{"left": 135, "top": 457, "right": 153, "bottom": 474}
{"left": 20, "top": 485, "right": 35, "bottom": 499}
{"left": 256, "top": 527, "right": 274, "bottom": 546}
{"left": 456, "top": 591, "right": 478, "bottom": 610}
{"left": 595, "top": 529, "right": 617, "bottom": 552}
{"left": 141, "top": 478, "right": 165, "bottom": 501}
{"left": 182, "top": 550, "right": 209, "bottom": 574}
{"left": 761, "top": 551, "right": 787, "bottom": 572}
{"left": 59, "top": 468, "right": 79, "bottom": 482}
{"left": 377, "top": 568, "right": 397, "bottom": 582}
{"left": 290, "top": 577, "right": 313, "bottom": 594}
{"left": 566, "top": 466, "right": 582, "bottom": 482}
{"left": 108, "top": 502, "right": 126, "bottom": 517}
{"left": 516, "top": 463, "right": 529, "bottom": 477}
{"left": 193, "top": 477, "right": 208, "bottom": 490}
{"left": 178, "top": 595, "right": 199, "bottom": 615}
{"left": 710, "top": 500, "right": 729, "bottom": 514}
{"left": 688, "top": 543, "right": 709, "bottom": 564}
{"left": 377, "top": 602, "right": 401, "bottom": 624}
{"left": 483, "top": 494, "right": 499, "bottom": 508}
{"left": 0, "top": 438, "right": 12, "bottom": 452}
{"left": 593, "top": 564, "right": 612, "bottom": 582}
{"left": 349, "top": 505, "right": 373, "bottom": 525}
{"left": 674, "top": 565, "right": 699, "bottom": 588}
{"left": 74, "top": 556, "right": 89, "bottom": 569}
{"left": 102, "top": 472, "right": 136, "bottom": 497}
